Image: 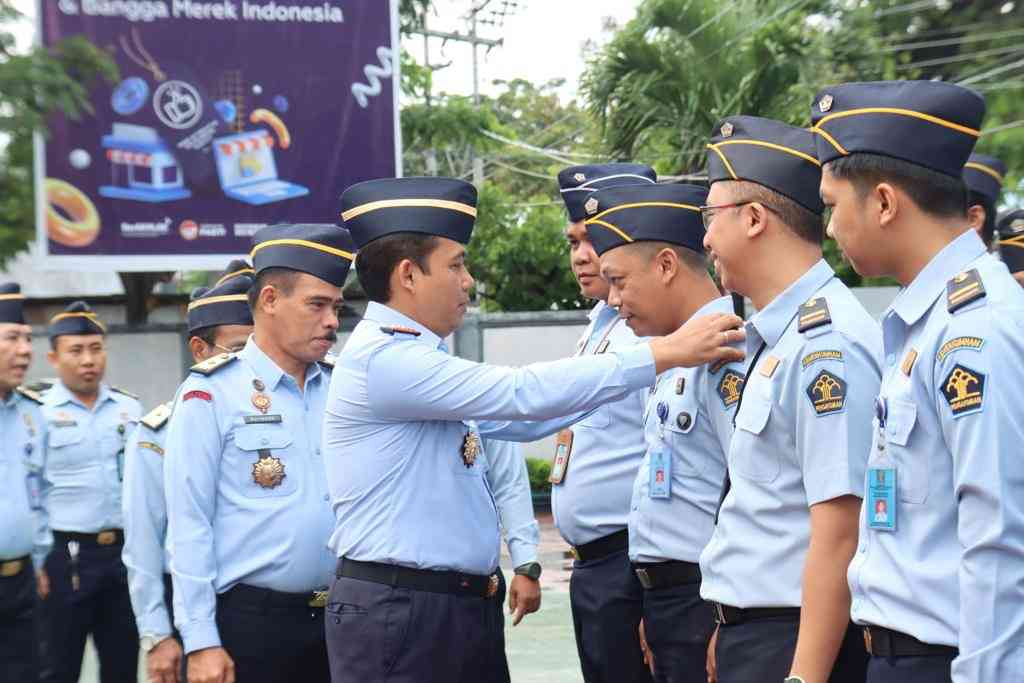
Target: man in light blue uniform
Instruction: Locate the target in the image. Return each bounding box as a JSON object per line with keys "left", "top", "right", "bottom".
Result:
{"left": 122, "top": 264, "right": 253, "bottom": 683}
{"left": 962, "top": 153, "right": 1005, "bottom": 250}
{"left": 0, "top": 282, "right": 50, "bottom": 681}
{"left": 699, "top": 117, "right": 881, "bottom": 683}
{"left": 165, "top": 225, "right": 353, "bottom": 683}
{"left": 323, "top": 176, "right": 746, "bottom": 683}
{"left": 585, "top": 183, "right": 743, "bottom": 683}
{"left": 555, "top": 163, "right": 658, "bottom": 683}
{"left": 41, "top": 301, "right": 143, "bottom": 683}
{"left": 814, "top": 80, "right": 1024, "bottom": 683}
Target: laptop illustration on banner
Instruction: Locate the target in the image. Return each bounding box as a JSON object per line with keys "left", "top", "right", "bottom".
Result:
{"left": 213, "top": 130, "right": 309, "bottom": 206}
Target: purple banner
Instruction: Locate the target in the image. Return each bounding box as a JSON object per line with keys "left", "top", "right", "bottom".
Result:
{"left": 36, "top": 0, "right": 399, "bottom": 270}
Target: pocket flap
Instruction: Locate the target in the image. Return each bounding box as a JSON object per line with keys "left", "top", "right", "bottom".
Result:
{"left": 235, "top": 425, "right": 293, "bottom": 451}
{"left": 886, "top": 399, "right": 917, "bottom": 447}
{"left": 735, "top": 399, "right": 771, "bottom": 436}
{"left": 48, "top": 427, "right": 84, "bottom": 448}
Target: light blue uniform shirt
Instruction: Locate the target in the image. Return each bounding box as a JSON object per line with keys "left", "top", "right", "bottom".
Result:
{"left": 481, "top": 439, "right": 539, "bottom": 568}
{"left": 552, "top": 300, "right": 651, "bottom": 547}
{"left": 847, "top": 230, "right": 1024, "bottom": 680}
{"left": 700, "top": 260, "right": 881, "bottom": 608}
{"left": 122, "top": 402, "right": 173, "bottom": 638}
{"left": 323, "top": 302, "right": 656, "bottom": 576}
{"left": 42, "top": 382, "right": 141, "bottom": 533}
{"left": 0, "top": 388, "right": 49, "bottom": 568}
{"left": 629, "top": 296, "right": 740, "bottom": 564}
{"left": 164, "top": 339, "right": 336, "bottom": 654}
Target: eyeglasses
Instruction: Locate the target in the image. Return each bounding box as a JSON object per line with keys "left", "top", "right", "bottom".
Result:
{"left": 699, "top": 200, "right": 780, "bottom": 230}
{"left": 212, "top": 342, "right": 246, "bottom": 355}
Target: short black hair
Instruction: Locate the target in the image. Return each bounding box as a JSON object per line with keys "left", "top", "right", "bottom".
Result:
{"left": 721, "top": 180, "right": 823, "bottom": 244}
{"left": 826, "top": 153, "right": 967, "bottom": 219}
{"left": 968, "top": 191, "right": 996, "bottom": 247}
{"left": 190, "top": 326, "right": 218, "bottom": 346}
{"left": 247, "top": 268, "right": 301, "bottom": 311}
{"left": 354, "top": 233, "right": 440, "bottom": 303}
{"left": 630, "top": 241, "right": 709, "bottom": 275}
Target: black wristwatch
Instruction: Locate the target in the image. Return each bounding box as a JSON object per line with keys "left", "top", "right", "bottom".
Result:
{"left": 514, "top": 562, "right": 542, "bottom": 580}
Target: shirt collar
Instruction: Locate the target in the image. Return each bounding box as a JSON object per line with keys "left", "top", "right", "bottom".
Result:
{"left": 588, "top": 300, "right": 609, "bottom": 321}
{"left": 47, "top": 381, "right": 112, "bottom": 410}
{"left": 889, "top": 230, "right": 986, "bottom": 326}
{"left": 691, "top": 294, "right": 736, "bottom": 320}
{"left": 239, "top": 336, "right": 322, "bottom": 391}
{"left": 363, "top": 301, "right": 444, "bottom": 350}
{"left": 749, "top": 259, "right": 835, "bottom": 347}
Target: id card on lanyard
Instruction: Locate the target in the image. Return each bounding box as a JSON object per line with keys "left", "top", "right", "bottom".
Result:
{"left": 548, "top": 315, "right": 623, "bottom": 485}
{"left": 867, "top": 397, "right": 897, "bottom": 531}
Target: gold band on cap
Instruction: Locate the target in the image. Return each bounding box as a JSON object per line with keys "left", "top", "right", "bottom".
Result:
{"left": 215, "top": 268, "right": 254, "bottom": 287}
{"left": 49, "top": 312, "right": 106, "bottom": 332}
{"left": 964, "top": 161, "right": 1004, "bottom": 185}
{"left": 340, "top": 198, "right": 477, "bottom": 222}
{"left": 809, "top": 127, "right": 849, "bottom": 156}
{"left": 250, "top": 239, "right": 354, "bottom": 262}
{"left": 816, "top": 107, "right": 981, "bottom": 138}
{"left": 713, "top": 140, "right": 821, "bottom": 167}
{"left": 0, "top": 294, "right": 27, "bottom": 301}
{"left": 998, "top": 234, "right": 1024, "bottom": 250}
{"left": 187, "top": 294, "right": 249, "bottom": 312}
{"left": 583, "top": 219, "right": 634, "bottom": 244}
{"left": 706, "top": 144, "right": 739, "bottom": 180}
{"left": 588, "top": 201, "right": 701, "bottom": 223}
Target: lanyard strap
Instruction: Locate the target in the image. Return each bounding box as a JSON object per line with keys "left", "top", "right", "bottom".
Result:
{"left": 716, "top": 340, "right": 768, "bottom": 524}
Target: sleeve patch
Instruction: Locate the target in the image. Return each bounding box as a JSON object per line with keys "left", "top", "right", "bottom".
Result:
{"left": 941, "top": 364, "right": 985, "bottom": 417}
{"left": 936, "top": 336, "right": 985, "bottom": 363}
{"left": 137, "top": 441, "right": 165, "bottom": 456}
{"left": 717, "top": 370, "right": 745, "bottom": 408}
{"left": 805, "top": 369, "right": 846, "bottom": 416}
{"left": 801, "top": 349, "right": 843, "bottom": 369}
{"left": 183, "top": 390, "right": 213, "bottom": 402}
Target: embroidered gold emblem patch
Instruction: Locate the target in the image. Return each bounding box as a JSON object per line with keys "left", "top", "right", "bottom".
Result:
{"left": 806, "top": 369, "right": 846, "bottom": 415}
{"left": 941, "top": 364, "right": 985, "bottom": 418}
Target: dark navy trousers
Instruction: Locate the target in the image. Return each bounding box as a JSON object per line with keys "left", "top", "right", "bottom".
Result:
{"left": 570, "top": 549, "right": 653, "bottom": 683}
{"left": 866, "top": 654, "right": 954, "bottom": 683}
{"left": 0, "top": 558, "right": 39, "bottom": 681}
{"left": 642, "top": 581, "right": 716, "bottom": 683}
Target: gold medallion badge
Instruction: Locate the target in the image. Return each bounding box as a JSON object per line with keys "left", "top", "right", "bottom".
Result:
{"left": 251, "top": 392, "right": 271, "bottom": 414}
{"left": 252, "top": 453, "right": 286, "bottom": 488}
{"left": 461, "top": 431, "right": 481, "bottom": 468}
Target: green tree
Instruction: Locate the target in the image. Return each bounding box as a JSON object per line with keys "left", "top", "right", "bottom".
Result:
{"left": 0, "top": 1, "right": 118, "bottom": 266}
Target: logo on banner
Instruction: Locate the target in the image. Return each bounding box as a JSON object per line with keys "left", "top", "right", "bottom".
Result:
{"left": 154, "top": 80, "right": 203, "bottom": 130}
{"left": 179, "top": 219, "right": 199, "bottom": 241}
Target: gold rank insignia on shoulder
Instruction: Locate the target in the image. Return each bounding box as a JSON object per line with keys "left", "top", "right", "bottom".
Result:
{"left": 946, "top": 269, "right": 986, "bottom": 313}
{"left": 110, "top": 386, "right": 139, "bottom": 400}
{"left": 14, "top": 386, "right": 44, "bottom": 405}
{"left": 141, "top": 402, "right": 173, "bottom": 431}
{"left": 252, "top": 453, "right": 286, "bottom": 488}
{"left": 720, "top": 122, "right": 734, "bottom": 138}
{"left": 574, "top": 172, "right": 586, "bottom": 183}
{"left": 584, "top": 197, "right": 599, "bottom": 215}
{"left": 798, "top": 297, "right": 832, "bottom": 333}
{"left": 380, "top": 325, "right": 422, "bottom": 337}
{"left": 461, "top": 431, "right": 481, "bottom": 468}
{"left": 819, "top": 94, "right": 834, "bottom": 112}
{"left": 191, "top": 352, "right": 237, "bottom": 376}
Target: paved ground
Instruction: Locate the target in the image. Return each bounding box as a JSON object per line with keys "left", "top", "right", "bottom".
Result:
{"left": 79, "top": 514, "right": 585, "bottom": 682}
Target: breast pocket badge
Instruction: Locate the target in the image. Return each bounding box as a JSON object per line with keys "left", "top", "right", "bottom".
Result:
{"left": 252, "top": 451, "right": 286, "bottom": 489}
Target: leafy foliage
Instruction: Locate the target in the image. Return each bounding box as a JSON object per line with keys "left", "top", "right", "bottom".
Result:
{"left": 525, "top": 457, "right": 552, "bottom": 494}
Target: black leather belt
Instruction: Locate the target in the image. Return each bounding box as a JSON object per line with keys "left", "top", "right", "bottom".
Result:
{"left": 337, "top": 558, "right": 499, "bottom": 599}
{"left": 713, "top": 602, "right": 800, "bottom": 625}
{"left": 218, "top": 583, "right": 329, "bottom": 610}
{"left": 571, "top": 529, "right": 629, "bottom": 563}
{"left": 54, "top": 529, "right": 124, "bottom": 546}
{"left": 0, "top": 555, "right": 30, "bottom": 578}
{"left": 863, "top": 626, "right": 958, "bottom": 658}
{"left": 632, "top": 560, "right": 701, "bottom": 590}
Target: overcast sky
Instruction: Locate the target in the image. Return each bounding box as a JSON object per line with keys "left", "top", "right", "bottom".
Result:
{"left": 10, "top": 0, "right": 642, "bottom": 101}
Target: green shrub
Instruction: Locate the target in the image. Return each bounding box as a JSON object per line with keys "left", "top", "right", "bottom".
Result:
{"left": 526, "top": 457, "right": 552, "bottom": 494}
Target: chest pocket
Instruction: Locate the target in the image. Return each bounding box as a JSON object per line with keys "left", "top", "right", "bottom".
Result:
{"left": 731, "top": 397, "right": 780, "bottom": 483}
{"left": 233, "top": 425, "right": 298, "bottom": 497}
{"left": 660, "top": 396, "right": 706, "bottom": 475}
{"left": 575, "top": 406, "right": 610, "bottom": 429}
{"left": 46, "top": 426, "right": 87, "bottom": 470}
{"left": 883, "top": 398, "right": 927, "bottom": 504}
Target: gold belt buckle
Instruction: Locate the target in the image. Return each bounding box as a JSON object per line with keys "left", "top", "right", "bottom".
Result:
{"left": 96, "top": 531, "right": 117, "bottom": 545}
{"left": 570, "top": 546, "right": 580, "bottom": 561}
{"left": 308, "top": 590, "right": 328, "bottom": 608}
{"left": 863, "top": 627, "right": 873, "bottom": 655}
{"left": 486, "top": 575, "right": 499, "bottom": 598}
{"left": 0, "top": 559, "right": 25, "bottom": 577}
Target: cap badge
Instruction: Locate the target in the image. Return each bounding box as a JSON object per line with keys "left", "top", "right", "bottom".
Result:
{"left": 574, "top": 173, "right": 586, "bottom": 183}
{"left": 819, "top": 94, "right": 834, "bottom": 113}
{"left": 584, "top": 197, "right": 599, "bottom": 215}
{"left": 720, "top": 122, "right": 734, "bottom": 138}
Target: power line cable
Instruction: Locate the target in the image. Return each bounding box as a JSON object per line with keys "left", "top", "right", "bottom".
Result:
{"left": 884, "top": 27, "right": 1024, "bottom": 53}
{"left": 895, "top": 45, "right": 1024, "bottom": 71}
{"left": 696, "top": 0, "right": 812, "bottom": 66}
{"left": 875, "top": 0, "right": 943, "bottom": 18}
{"left": 958, "top": 56, "right": 1024, "bottom": 86}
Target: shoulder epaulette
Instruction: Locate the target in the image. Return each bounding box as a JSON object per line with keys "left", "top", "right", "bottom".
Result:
{"left": 110, "top": 386, "right": 140, "bottom": 400}
{"left": 797, "top": 297, "right": 832, "bottom": 333}
{"left": 947, "top": 269, "right": 986, "bottom": 313}
{"left": 190, "top": 352, "right": 237, "bottom": 376}
{"left": 24, "top": 380, "right": 53, "bottom": 394}
{"left": 14, "top": 386, "right": 44, "bottom": 405}
{"left": 140, "top": 402, "right": 173, "bottom": 431}
{"left": 319, "top": 353, "right": 337, "bottom": 370}
{"left": 380, "top": 325, "right": 421, "bottom": 337}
